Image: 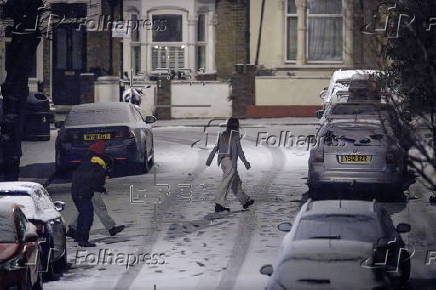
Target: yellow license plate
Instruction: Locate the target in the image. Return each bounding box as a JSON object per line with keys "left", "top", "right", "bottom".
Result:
{"left": 340, "top": 155, "right": 370, "bottom": 163}
{"left": 83, "top": 133, "right": 111, "bottom": 141}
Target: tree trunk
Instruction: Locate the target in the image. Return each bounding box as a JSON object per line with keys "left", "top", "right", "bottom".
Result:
{"left": 1, "top": 0, "right": 42, "bottom": 180}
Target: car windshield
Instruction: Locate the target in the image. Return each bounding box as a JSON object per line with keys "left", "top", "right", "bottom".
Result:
{"left": 331, "top": 104, "right": 381, "bottom": 115}
{"left": 294, "top": 214, "right": 379, "bottom": 243}
{"left": 65, "top": 108, "right": 129, "bottom": 126}
{"left": 0, "top": 190, "right": 29, "bottom": 196}
{"left": 0, "top": 212, "right": 17, "bottom": 243}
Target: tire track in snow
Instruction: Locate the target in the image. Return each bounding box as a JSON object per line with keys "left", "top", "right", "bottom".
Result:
{"left": 204, "top": 135, "right": 287, "bottom": 290}
{"left": 110, "top": 128, "right": 209, "bottom": 290}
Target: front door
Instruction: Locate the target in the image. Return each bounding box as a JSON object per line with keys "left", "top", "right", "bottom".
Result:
{"left": 52, "top": 4, "right": 86, "bottom": 105}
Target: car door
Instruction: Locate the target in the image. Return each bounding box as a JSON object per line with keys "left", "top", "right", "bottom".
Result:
{"left": 133, "top": 107, "right": 152, "bottom": 157}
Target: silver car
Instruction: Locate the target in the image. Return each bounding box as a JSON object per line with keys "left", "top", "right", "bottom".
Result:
{"left": 308, "top": 120, "right": 406, "bottom": 198}
{"left": 260, "top": 200, "right": 411, "bottom": 290}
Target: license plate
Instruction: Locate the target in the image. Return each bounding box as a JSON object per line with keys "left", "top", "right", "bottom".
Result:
{"left": 83, "top": 133, "right": 111, "bottom": 141}
{"left": 340, "top": 155, "right": 370, "bottom": 163}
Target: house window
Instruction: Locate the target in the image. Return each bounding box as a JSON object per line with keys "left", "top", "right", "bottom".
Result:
{"left": 151, "top": 14, "right": 185, "bottom": 71}
{"left": 307, "top": 0, "right": 343, "bottom": 61}
{"left": 286, "top": 0, "right": 297, "bottom": 61}
{"left": 152, "top": 46, "right": 185, "bottom": 71}
{"left": 152, "top": 14, "right": 183, "bottom": 42}
{"left": 196, "top": 14, "right": 206, "bottom": 71}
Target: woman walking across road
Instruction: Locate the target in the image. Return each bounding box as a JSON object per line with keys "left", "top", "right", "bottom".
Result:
{"left": 206, "top": 118, "right": 255, "bottom": 212}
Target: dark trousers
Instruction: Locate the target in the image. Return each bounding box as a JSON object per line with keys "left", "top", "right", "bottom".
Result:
{"left": 73, "top": 197, "right": 94, "bottom": 243}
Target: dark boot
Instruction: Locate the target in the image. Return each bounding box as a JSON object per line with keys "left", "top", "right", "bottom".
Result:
{"left": 66, "top": 226, "right": 77, "bottom": 239}
{"left": 243, "top": 199, "right": 255, "bottom": 209}
{"left": 109, "top": 225, "right": 125, "bottom": 236}
{"left": 215, "top": 203, "right": 230, "bottom": 213}
{"left": 78, "top": 241, "right": 96, "bottom": 247}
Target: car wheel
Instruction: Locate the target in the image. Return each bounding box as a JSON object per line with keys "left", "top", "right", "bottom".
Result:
{"left": 53, "top": 238, "right": 68, "bottom": 273}
{"left": 42, "top": 237, "right": 61, "bottom": 281}
{"left": 137, "top": 150, "right": 150, "bottom": 174}
{"left": 398, "top": 251, "right": 411, "bottom": 284}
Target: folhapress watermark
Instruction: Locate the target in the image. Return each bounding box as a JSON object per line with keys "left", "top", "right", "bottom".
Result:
{"left": 74, "top": 249, "right": 166, "bottom": 269}
{"left": 425, "top": 250, "right": 436, "bottom": 265}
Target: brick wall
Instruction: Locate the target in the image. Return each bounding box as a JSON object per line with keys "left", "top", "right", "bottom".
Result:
{"left": 155, "top": 77, "right": 171, "bottom": 120}
{"left": 231, "top": 64, "right": 256, "bottom": 118}
{"left": 215, "top": 0, "right": 250, "bottom": 80}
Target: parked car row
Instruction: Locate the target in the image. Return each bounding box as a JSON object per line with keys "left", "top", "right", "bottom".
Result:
{"left": 0, "top": 182, "right": 67, "bottom": 290}
{"left": 261, "top": 70, "right": 413, "bottom": 290}
{"left": 261, "top": 199, "right": 412, "bottom": 290}
{"left": 310, "top": 70, "right": 410, "bottom": 199}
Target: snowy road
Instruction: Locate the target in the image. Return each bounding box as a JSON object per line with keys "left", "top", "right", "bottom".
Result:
{"left": 19, "top": 119, "right": 436, "bottom": 290}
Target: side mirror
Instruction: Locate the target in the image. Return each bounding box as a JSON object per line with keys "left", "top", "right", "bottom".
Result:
{"left": 24, "top": 224, "right": 39, "bottom": 242}
{"left": 396, "top": 223, "right": 411, "bottom": 233}
{"left": 54, "top": 121, "right": 65, "bottom": 128}
{"left": 53, "top": 201, "right": 65, "bottom": 212}
{"left": 316, "top": 110, "right": 324, "bottom": 119}
{"left": 260, "top": 264, "right": 274, "bottom": 276}
{"left": 145, "top": 116, "right": 157, "bottom": 124}
{"left": 277, "top": 222, "right": 292, "bottom": 232}
{"left": 320, "top": 89, "right": 327, "bottom": 99}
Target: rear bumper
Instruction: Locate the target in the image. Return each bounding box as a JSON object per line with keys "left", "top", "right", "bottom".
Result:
{"left": 309, "top": 165, "right": 403, "bottom": 188}
{"left": 57, "top": 140, "right": 140, "bottom": 168}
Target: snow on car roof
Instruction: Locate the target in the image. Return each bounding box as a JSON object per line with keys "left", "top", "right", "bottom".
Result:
{"left": 70, "top": 102, "right": 133, "bottom": 111}
{"left": 0, "top": 181, "right": 42, "bottom": 194}
{"left": 302, "top": 200, "right": 377, "bottom": 217}
{"left": 0, "top": 182, "right": 60, "bottom": 222}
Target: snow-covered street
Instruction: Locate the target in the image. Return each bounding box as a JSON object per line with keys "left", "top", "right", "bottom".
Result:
{"left": 20, "top": 119, "right": 436, "bottom": 290}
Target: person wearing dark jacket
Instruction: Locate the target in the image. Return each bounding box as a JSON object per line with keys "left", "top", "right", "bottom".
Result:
{"left": 67, "top": 141, "right": 124, "bottom": 239}
{"left": 71, "top": 143, "right": 108, "bottom": 247}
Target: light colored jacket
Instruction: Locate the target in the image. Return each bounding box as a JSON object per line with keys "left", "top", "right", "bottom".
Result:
{"left": 206, "top": 131, "right": 248, "bottom": 169}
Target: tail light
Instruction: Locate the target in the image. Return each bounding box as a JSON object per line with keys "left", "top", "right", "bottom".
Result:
{"left": 113, "top": 130, "right": 135, "bottom": 138}
{"left": 312, "top": 150, "right": 324, "bottom": 162}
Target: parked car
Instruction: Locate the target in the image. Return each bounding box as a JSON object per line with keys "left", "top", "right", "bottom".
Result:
{"left": 0, "top": 202, "right": 43, "bottom": 290}
{"left": 0, "top": 182, "right": 67, "bottom": 281}
{"left": 317, "top": 102, "right": 396, "bottom": 124}
{"left": 55, "top": 102, "right": 156, "bottom": 173}
{"left": 260, "top": 199, "right": 411, "bottom": 290}
{"left": 320, "top": 70, "right": 379, "bottom": 107}
{"left": 308, "top": 119, "right": 407, "bottom": 198}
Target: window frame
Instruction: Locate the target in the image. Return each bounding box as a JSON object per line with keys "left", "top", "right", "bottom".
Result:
{"left": 196, "top": 13, "right": 208, "bottom": 72}
{"left": 284, "top": 0, "right": 298, "bottom": 63}
{"left": 306, "top": 0, "right": 345, "bottom": 64}
{"left": 149, "top": 10, "right": 188, "bottom": 74}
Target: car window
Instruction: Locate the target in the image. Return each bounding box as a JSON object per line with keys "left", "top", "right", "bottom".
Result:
{"left": 66, "top": 108, "right": 129, "bottom": 126}
{"left": 0, "top": 211, "right": 17, "bottom": 242}
{"left": 0, "top": 190, "right": 29, "bottom": 196}
{"left": 294, "top": 214, "right": 380, "bottom": 243}
{"left": 332, "top": 104, "right": 380, "bottom": 115}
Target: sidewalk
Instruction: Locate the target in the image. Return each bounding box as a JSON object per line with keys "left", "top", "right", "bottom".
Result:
{"left": 154, "top": 117, "right": 318, "bottom": 128}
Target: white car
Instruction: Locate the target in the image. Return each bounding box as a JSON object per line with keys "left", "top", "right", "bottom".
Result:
{"left": 0, "top": 182, "right": 67, "bottom": 280}
{"left": 321, "top": 70, "right": 380, "bottom": 107}
{"left": 260, "top": 200, "right": 411, "bottom": 290}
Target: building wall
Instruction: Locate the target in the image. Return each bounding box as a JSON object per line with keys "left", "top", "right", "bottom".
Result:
{"left": 171, "top": 81, "right": 231, "bottom": 118}
{"left": 248, "top": 0, "right": 383, "bottom": 117}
